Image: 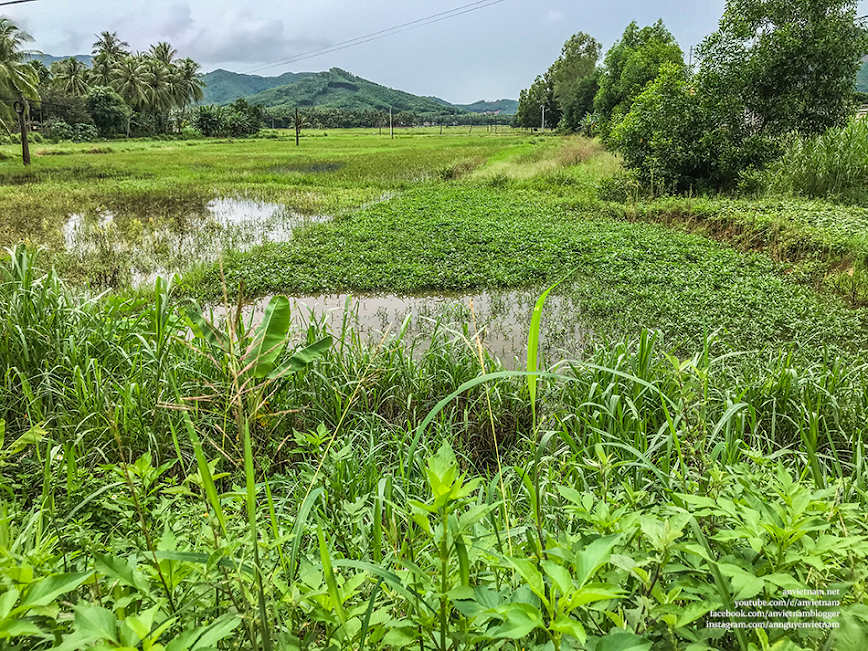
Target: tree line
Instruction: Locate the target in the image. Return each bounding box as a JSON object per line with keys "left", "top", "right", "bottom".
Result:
{"left": 517, "top": 0, "right": 867, "bottom": 191}
{"left": 19, "top": 30, "right": 205, "bottom": 138}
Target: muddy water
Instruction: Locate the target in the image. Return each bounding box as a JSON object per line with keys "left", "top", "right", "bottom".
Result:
{"left": 61, "top": 198, "right": 327, "bottom": 286}
{"left": 218, "top": 289, "right": 589, "bottom": 370}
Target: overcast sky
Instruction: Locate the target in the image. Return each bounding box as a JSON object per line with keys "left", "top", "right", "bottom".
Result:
{"left": 9, "top": 0, "right": 868, "bottom": 104}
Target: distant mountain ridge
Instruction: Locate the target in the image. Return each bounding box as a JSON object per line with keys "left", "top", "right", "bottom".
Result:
{"left": 201, "top": 67, "right": 518, "bottom": 115}
{"left": 26, "top": 53, "right": 93, "bottom": 67}
{"left": 27, "top": 55, "right": 518, "bottom": 115}
{"left": 235, "top": 67, "right": 464, "bottom": 116}
{"left": 200, "top": 69, "right": 317, "bottom": 105}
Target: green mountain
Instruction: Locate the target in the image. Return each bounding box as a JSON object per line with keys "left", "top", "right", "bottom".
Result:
{"left": 199, "top": 69, "right": 316, "bottom": 105}
{"left": 240, "top": 68, "right": 466, "bottom": 116}
{"left": 455, "top": 99, "right": 518, "bottom": 114}
{"left": 26, "top": 53, "right": 93, "bottom": 67}
{"left": 200, "top": 67, "right": 517, "bottom": 115}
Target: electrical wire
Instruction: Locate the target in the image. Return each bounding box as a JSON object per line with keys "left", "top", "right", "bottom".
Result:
{"left": 243, "top": 0, "right": 505, "bottom": 75}
{"left": 0, "top": 0, "right": 38, "bottom": 6}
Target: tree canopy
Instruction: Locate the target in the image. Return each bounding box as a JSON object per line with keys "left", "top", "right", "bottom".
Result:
{"left": 697, "top": 0, "right": 867, "bottom": 136}
{"left": 0, "top": 18, "right": 39, "bottom": 132}
{"left": 594, "top": 20, "right": 684, "bottom": 124}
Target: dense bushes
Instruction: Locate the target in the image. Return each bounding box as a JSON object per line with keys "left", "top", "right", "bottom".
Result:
{"left": 610, "top": 63, "right": 779, "bottom": 192}
{"left": 2, "top": 245, "right": 868, "bottom": 650}
{"left": 762, "top": 117, "right": 868, "bottom": 198}
{"left": 192, "top": 99, "right": 263, "bottom": 137}
{"left": 44, "top": 120, "right": 100, "bottom": 142}
{"left": 86, "top": 86, "right": 130, "bottom": 136}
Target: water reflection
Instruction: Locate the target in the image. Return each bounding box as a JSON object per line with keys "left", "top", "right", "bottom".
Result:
{"left": 61, "top": 197, "right": 327, "bottom": 286}
{"left": 214, "top": 290, "right": 589, "bottom": 370}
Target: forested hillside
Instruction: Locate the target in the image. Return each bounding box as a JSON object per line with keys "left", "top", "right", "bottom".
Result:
{"left": 199, "top": 69, "right": 316, "bottom": 105}
{"left": 242, "top": 67, "right": 466, "bottom": 117}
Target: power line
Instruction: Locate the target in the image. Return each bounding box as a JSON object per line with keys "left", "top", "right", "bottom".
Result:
{"left": 0, "top": 0, "right": 39, "bottom": 6}
{"left": 243, "top": 0, "right": 505, "bottom": 75}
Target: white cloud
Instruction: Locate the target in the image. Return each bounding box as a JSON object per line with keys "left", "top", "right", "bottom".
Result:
{"left": 545, "top": 9, "right": 564, "bottom": 23}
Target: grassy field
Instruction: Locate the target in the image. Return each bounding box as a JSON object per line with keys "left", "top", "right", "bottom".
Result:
{"left": 2, "top": 130, "right": 868, "bottom": 650}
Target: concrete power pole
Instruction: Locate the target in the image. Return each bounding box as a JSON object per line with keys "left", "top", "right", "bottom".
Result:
{"left": 14, "top": 99, "right": 30, "bottom": 166}
{"left": 540, "top": 104, "right": 546, "bottom": 134}
{"left": 295, "top": 107, "right": 300, "bottom": 146}
{"left": 389, "top": 108, "right": 393, "bottom": 139}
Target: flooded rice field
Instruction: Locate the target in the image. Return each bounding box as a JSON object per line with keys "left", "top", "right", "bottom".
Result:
{"left": 213, "top": 289, "right": 590, "bottom": 370}
{"left": 60, "top": 197, "right": 327, "bottom": 286}
{"left": 59, "top": 194, "right": 590, "bottom": 366}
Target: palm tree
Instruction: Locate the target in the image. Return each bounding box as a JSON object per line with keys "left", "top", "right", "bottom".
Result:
{"left": 89, "top": 53, "right": 113, "bottom": 87}
{"left": 110, "top": 55, "right": 152, "bottom": 111}
{"left": 27, "top": 60, "right": 50, "bottom": 87}
{"left": 144, "top": 58, "right": 175, "bottom": 133}
{"left": 92, "top": 31, "right": 129, "bottom": 61}
{"left": 52, "top": 57, "right": 90, "bottom": 96}
{"left": 149, "top": 42, "right": 177, "bottom": 67}
{"left": 0, "top": 18, "right": 40, "bottom": 132}
{"left": 173, "top": 58, "right": 204, "bottom": 109}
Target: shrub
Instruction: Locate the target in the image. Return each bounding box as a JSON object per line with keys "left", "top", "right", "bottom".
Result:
{"left": 763, "top": 118, "right": 868, "bottom": 197}
{"left": 72, "top": 123, "right": 99, "bottom": 143}
{"left": 45, "top": 120, "right": 73, "bottom": 141}
{"left": 86, "top": 86, "right": 130, "bottom": 136}
{"left": 611, "top": 63, "right": 778, "bottom": 192}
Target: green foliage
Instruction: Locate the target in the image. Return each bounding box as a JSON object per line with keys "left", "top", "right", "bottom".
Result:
{"left": 86, "top": 86, "right": 130, "bottom": 136}
{"left": 517, "top": 31, "right": 603, "bottom": 133}
{"left": 610, "top": 63, "right": 778, "bottom": 191}
{"left": 698, "top": 0, "right": 867, "bottom": 137}
{"left": 762, "top": 117, "right": 868, "bottom": 197}
{"left": 593, "top": 20, "right": 684, "bottom": 129}
{"left": 0, "top": 18, "right": 40, "bottom": 132}
{"left": 191, "top": 99, "right": 263, "bottom": 138}
{"left": 37, "top": 89, "right": 93, "bottom": 127}
{"left": 558, "top": 70, "right": 601, "bottom": 133}
{"left": 45, "top": 120, "right": 74, "bottom": 141}
{"left": 517, "top": 70, "right": 559, "bottom": 129}
{"left": 72, "top": 123, "right": 99, "bottom": 143}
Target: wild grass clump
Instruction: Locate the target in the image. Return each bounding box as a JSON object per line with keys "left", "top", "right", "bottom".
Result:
{"left": 764, "top": 118, "right": 868, "bottom": 198}
{"left": 556, "top": 138, "right": 604, "bottom": 166}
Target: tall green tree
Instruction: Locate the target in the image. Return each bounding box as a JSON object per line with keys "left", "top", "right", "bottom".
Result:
{"left": 111, "top": 56, "right": 153, "bottom": 111}
{"left": 149, "top": 42, "right": 178, "bottom": 67}
{"left": 173, "top": 58, "right": 205, "bottom": 109}
{"left": 51, "top": 57, "right": 90, "bottom": 96}
{"left": 0, "top": 18, "right": 40, "bottom": 132}
{"left": 697, "top": 0, "right": 867, "bottom": 136}
{"left": 594, "top": 20, "right": 683, "bottom": 125}
{"left": 516, "top": 70, "right": 558, "bottom": 129}
{"left": 550, "top": 32, "right": 601, "bottom": 125}
{"left": 92, "top": 31, "right": 129, "bottom": 61}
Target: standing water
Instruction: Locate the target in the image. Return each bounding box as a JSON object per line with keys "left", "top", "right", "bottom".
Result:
{"left": 60, "top": 197, "right": 328, "bottom": 286}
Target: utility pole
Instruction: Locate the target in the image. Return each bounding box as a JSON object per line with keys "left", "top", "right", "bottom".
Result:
{"left": 295, "top": 107, "right": 300, "bottom": 146}
{"left": 389, "top": 108, "right": 393, "bottom": 139}
{"left": 540, "top": 104, "right": 546, "bottom": 133}
{"left": 14, "top": 99, "right": 30, "bottom": 166}
{"left": 688, "top": 45, "right": 693, "bottom": 69}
